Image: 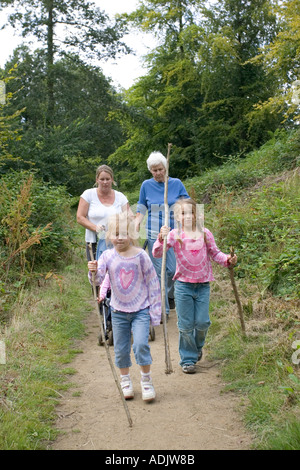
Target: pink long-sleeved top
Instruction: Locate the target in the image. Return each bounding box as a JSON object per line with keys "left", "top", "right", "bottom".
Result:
{"left": 152, "top": 228, "right": 230, "bottom": 283}
{"left": 89, "top": 248, "right": 161, "bottom": 326}
{"left": 99, "top": 273, "right": 110, "bottom": 299}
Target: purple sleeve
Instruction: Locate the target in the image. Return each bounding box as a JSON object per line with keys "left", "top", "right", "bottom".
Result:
{"left": 141, "top": 252, "right": 161, "bottom": 326}
{"left": 100, "top": 273, "right": 110, "bottom": 298}
{"left": 88, "top": 254, "right": 107, "bottom": 286}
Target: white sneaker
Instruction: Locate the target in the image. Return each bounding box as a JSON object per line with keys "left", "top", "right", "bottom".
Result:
{"left": 141, "top": 377, "right": 156, "bottom": 402}
{"left": 120, "top": 376, "right": 134, "bottom": 399}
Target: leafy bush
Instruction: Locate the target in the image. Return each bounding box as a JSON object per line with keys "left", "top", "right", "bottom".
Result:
{"left": 0, "top": 170, "right": 76, "bottom": 321}
{"left": 184, "top": 129, "right": 300, "bottom": 203}
{"left": 182, "top": 129, "right": 300, "bottom": 299}
{"left": 213, "top": 170, "right": 300, "bottom": 299}
{"left": 0, "top": 170, "right": 75, "bottom": 265}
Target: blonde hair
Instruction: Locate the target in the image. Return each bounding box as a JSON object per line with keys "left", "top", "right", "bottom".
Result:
{"left": 96, "top": 165, "right": 117, "bottom": 186}
{"left": 174, "top": 198, "right": 206, "bottom": 245}
{"left": 106, "top": 212, "right": 139, "bottom": 246}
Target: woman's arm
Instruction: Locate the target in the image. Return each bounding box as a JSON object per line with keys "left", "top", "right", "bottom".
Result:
{"left": 122, "top": 202, "right": 134, "bottom": 219}
{"left": 77, "top": 197, "right": 97, "bottom": 232}
{"left": 135, "top": 211, "right": 144, "bottom": 232}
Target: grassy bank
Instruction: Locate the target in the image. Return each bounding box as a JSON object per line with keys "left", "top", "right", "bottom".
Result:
{"left": 207, "top": 267, "right": 300, "bottom": 450}
{"left": 0, "top": 248, "right": 92, "bottom": 450}
{"left": 200, "top": 132, "right": 300, "bottom": 449}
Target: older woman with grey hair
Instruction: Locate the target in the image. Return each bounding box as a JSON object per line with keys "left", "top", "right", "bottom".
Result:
{"left": 136, "top": 151, "right": 189, "bottom": 318}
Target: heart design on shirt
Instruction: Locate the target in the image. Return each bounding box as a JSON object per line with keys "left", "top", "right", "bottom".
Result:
{"left": 191, "top": 250, "right": 200, "bottom": 256}
{"left": 120, "top": 268, "right": 134, "bottom": 290}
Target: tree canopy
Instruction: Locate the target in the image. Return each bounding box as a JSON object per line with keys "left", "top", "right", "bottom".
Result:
{"left": 0, "top": 0, "right": 130, "bottom": 124}
{"left": 109, "top": 0, "right": 284, "bottom": 188}
{"left": 1, "top": 0, "right": 299, "bottom": 195}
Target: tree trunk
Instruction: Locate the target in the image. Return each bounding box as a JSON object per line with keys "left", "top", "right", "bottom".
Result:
{"left": 46, "top": 0, "right": 54, "bottom": 126}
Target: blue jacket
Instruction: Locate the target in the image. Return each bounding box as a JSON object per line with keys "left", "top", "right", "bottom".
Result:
{"left": 137, "top": 177, "right": 189, "bottom": 238}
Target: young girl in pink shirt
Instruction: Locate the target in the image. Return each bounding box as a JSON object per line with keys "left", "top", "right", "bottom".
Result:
{"left": 88, "top": 213, "right": 161, "bottom": 401}
{"left": 152, "top": 198, "right": 237, "bottom": 374}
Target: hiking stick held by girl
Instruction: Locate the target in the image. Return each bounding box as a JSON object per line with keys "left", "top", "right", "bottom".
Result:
{"left": 152, "top": 198, "right": 237, "bottom": 374}
{"left": 88, "top": 212, "right": 161, "bottom": 401}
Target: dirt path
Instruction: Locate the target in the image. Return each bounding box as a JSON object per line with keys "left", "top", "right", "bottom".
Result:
{"left": 52, "top": 306, "right": 252, "bottom": 451}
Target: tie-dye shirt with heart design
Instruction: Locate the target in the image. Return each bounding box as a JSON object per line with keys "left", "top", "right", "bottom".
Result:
{"left": 152, "top": 228, "right": 230, "bottom": 283}
{"left": 89, "top": 248, "right": 161, "bottom": 326}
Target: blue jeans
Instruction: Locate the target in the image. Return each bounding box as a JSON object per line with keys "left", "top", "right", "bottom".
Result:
{"left": 111, "top": 308, "right": 152, "bottom": 369}
{"left": 147, "top": 238, "right": 176, "bottom": 315}
{"left": 96, "top": 238, "right": 114, "bottom": 260}
{"left": 174, "top": 281, "right": 211, "bottom": 366}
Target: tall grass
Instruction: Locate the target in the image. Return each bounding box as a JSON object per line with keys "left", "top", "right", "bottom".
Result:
{"left": 203, "top": 168, "right": 300, "bottom": 448}
{"left": 185, "top": 129, "right": 300, "bottom": 301}
{"left": 214, "top": 170, "right": 299, "bottom": 299}
{"left": 0, "top": 170, "right": 77, "bottom": 324}
{"left": 207, "top": 267, "right": 300, "bottom": 449}
{"left": 0, "top": 250, "right": 91, "bottom": 449}
{"left": 184, "top": 128, "right": 300, "bottom": 204}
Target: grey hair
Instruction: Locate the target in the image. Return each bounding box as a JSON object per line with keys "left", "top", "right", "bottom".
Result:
{"left": 147, "top": 151, "right": 167, "bottom": 171}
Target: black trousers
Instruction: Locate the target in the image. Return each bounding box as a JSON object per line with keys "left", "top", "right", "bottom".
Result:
{"left": 86, "top": 242, "right": 97, "bottom": 261}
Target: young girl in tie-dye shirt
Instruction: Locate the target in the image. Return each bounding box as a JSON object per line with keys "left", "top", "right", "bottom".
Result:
{"left": 153, "top": 198, "right": 237, "bottom": 374}
{"left": 88, "top": 212, "right": 161, "bottom": 402}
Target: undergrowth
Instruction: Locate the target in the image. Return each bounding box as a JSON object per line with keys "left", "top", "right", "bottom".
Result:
{"left": 185, "top": 128, "right": 300, "bottom": 204}
{"left": 208, "top": 266, "right": 300, "bottom": 450}
{"left": 0, "top": 170, "right": 77, "bottom": 323}
{"left": 0, "top": 249, "right": 90, "bottom": 450}
{"left": 212, "top": 169, "right": 300, "bottom": 299}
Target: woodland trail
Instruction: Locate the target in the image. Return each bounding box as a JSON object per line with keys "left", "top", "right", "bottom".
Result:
{"left": 51, "top": 300, "right": 252, "bottom": 451}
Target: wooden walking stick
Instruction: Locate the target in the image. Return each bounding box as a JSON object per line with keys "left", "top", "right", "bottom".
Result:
{"left": 228, "top": 246, "right": 246, "bottom": 336}
{"left": 161, "top": 143, "right": 173, "bottom": 374}
{"left": 88, "top": 244, "right": 133, "bottom": 427}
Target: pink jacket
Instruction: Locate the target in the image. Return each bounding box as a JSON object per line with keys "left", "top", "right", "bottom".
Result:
{"left": 152, "top": 228, "right": 229, "bottom": 283}
{"left": 100, "top": 273, "right": 110, "bottom": 299}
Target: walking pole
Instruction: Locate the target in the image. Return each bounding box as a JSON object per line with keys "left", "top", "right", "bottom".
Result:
{"left": 88, "top": 244, "right": 133, "bottom": 427}
{"left": 228, "top": 246, "right": 246, "bottom": 336}
{"left": 161, "top": 143, "right": 173, "bottom": 374}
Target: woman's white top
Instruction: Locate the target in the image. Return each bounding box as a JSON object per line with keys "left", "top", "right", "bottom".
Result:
{"left": 80, "top": 188, "right": 128, "bottom": 242}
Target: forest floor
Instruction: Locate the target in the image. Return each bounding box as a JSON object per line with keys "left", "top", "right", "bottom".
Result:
{"left": 51, "top": 303, "right": 253, "bottom": 451}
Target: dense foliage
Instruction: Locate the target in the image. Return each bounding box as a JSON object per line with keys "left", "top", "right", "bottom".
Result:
{"left": 0, "top": 171, "right": 76, "bottom": 321}
{"left": 1, "top": 0, "right": 300, "bottom": 195}
{"left": 185, "top": 129, "right": 300, "bottom": 300}
{"left": 0, "top": 0, "right": 130, "bottom": 125}
{"left": 1, "top": 51, "right": 126, "bottom": 195}
{"left": 109, "top": 0, "right": 285, "bottom": 189}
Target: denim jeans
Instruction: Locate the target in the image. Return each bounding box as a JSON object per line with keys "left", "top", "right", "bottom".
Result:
{"left": 147, "top": 238, "right": 176, "bottom": 314}
{"left": 174, "top": 280, "right": 211, "bottom": 366}
{"left": 96, "top": 238, "right": 114, "bottom": 260}
{"left": 111, "top": 308, "right": 152, "bottom": 369}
